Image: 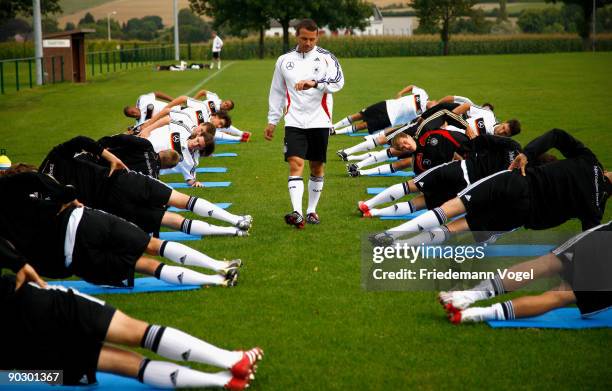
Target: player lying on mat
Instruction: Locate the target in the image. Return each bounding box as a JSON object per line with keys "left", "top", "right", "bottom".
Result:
{"left": 348, "top": 108, "right": 473, "bottom": 177}
{"left": 439, "top": 221, "right": 612, "bottom": 324}
{"left": 359, "top": 134, "right": 523, "bottom": 217}
{"left": 123, "top": 91, "right": 182, "bottom": 126}
{"left": 370, "top": 129, "right": 612, "bottom": 246}
{"left": 40, "top": 136, "right": 251, "bottom": 236}
{"left": 337, "top": 99, "right": 520, "bottom": 163}
{"left": 0, "top": 170, "right": 240, "bottom": 287}
{"left": 331, "top": 84, "right": 432, "bottom": 136}
{"left": 0, "top": 250, "right": 261, "bottom": 389}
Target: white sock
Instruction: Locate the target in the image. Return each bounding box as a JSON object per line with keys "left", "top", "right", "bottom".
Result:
{"left": 333, "top": 116, "right": 353, "bottom": 129}
{"left": 141, "top": 325, "right": 243, "bottom": 368}
{"left": 187, "top": 196, "right": 240, "bottom": 225}
{"left": 359, "top": 163, "right": 394, "bottom": 176}
{"left": 344, "top": 138, "right": 378, "bottom": 155}
{"left": 218, "top": 60, "right": 221, "bottom": 69}
{"left": 157, "top": 264, "right": 226, "bottom": 286}
{"left": 387, "top": 207, "right": 448, "bottom": 238}
{"left": 160, "top": 241, "right": 227, "bottom": 271}
{"left": 356, "top": 149, "right": 393, "bottom": 169}
{"left": 221, "top": 125, "right": 244, "bottom": 137}
{"left": 461, "top": 302, "right": 509, "bottom": 323}
{"left": 334, "top": 126, "right": 354, "bottom": 135}
{"left": 288, "top": 176, "right": 304, "bottom": 215}
{"left": 346, "top": 152, "right": 370, "bottom": 161}
{"left": 370, "top": 201, "right": 414, "bottom": 217}
{"left": 215, "top": 132, "right": 241, "bottom": 141}
{"left": 306, "top": 175, "right": 324, "bottom": 214}
{"left": 395, "top": 226, "right": 450, "bottom": 246}
{"left": 364, "top": 183, "right": 409, "bottom": 208}
{"left": 181, "top": 219, "right": 239, "bottom": 237}
{"left": 139, "top": 360, "right": 231, "bottom": 388}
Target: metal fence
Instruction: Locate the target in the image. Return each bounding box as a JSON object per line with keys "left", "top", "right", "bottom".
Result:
{"left": 86, "top": 45, "right": 175, "bottom": 78}
{"left": 0, "top": 56, "right": 65, "bottom": 94}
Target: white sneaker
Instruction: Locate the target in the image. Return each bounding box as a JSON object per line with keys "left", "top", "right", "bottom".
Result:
{"left": 236, "top": 215, "right": 253, "bottom": 231}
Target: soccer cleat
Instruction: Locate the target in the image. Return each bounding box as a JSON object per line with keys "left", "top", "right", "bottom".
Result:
{"left": 358, "top": 201, "right": 370, "bottom": 214}
{"left": 363, "top": 210, "right": 372, "bottom": 218}
{"left": 329, "top": 127, "right": 336, "bottom": 136}
{"left": 224, "top": 375, "right": 251, "bottom": 390}
{"left": 284, "top": 211, "right": 305, "bottom": 229}
{"left": 240, "top": 132, "right": 251, "bottom": 142}
{"left": 347, "top": 164, "right": 360, "bottom": 177}
{"left": 236, "top": 229, "right": 249, "bottom": 237}
{"left": 222, "top": 268, "right": 239, "bottom": 287}
{"left": 368, "top": 232, "right": 394, "bottom": 246}
{"left": 226, "top": 259, "right": 242, "bottom": 269}
{"left": 439, "top": 290, "right": 479, "bottom": 310}
{"left": 230, "top": 348, "right": 264, "bottom": 379}
{"left": 448, "top": 308, "right": 486, "bottom": 324}
{"left": 336, "top": 150, "right": 348, "bottom": 161}
{"left": 236, "top": 215, "right": 253, "bottom": 231}
{"left": 306, "top": 212, "right": 320, "bottom": 224}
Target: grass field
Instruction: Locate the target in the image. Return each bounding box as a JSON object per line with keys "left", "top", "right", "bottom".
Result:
{"left": 1, "top": 52, "right": 611, "bottom": 390}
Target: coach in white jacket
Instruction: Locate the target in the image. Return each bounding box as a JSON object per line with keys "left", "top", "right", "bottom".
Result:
{"left": 264, "top": 19, "right": 344, "bottom": 228}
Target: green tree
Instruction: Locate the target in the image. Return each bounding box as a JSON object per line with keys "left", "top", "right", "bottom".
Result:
{"left": 78, "top": 12, "right": 95, "bottom": 26}
{"left": 498, "top": 0, "right": 508, "bottom": 21}
{"left": 412, "top": 0, "right": 476, "bottom": 55}
{"left": 42, "top": 17, "right": 59, "bottom": 33}
{"left": 64, "top": 21, "right": 75, "bottom": 31}
{"left": 548, "top": 0, "right": 612, "bottom": 49}
{"left": 177, "top": 8, "right": 211, "bottom": 43}
{"left": 0, "top": 0, "right": 61, "bottom": 23}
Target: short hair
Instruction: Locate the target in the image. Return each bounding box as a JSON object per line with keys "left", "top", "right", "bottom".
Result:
{"left": 390, "top": 133, "right": 409, "bottom": 149}
{"left": 295, "top": 19, "right": 318, "bottom": 35}
{"left": 202, "top": 131, "right": 215, "bottom": 157}
{"left": 213, "top": 110, "right": 232, "bottom": 128}
{"left": 159, "top": 150, "right": 180, "bottom": 169}
{"left": 507, "top": 119, "right": 521, "bottom": 136}
{"left": 225, "top": 99, "right": 235, "bottom": 110}
{"left": 123, "top": 106, "right": 132, "bottom": 117}
{"left": 0, "top": 163, "right": 38, "bottom": 176}
{"left": 201, "top": 122, "right": 216, "bottom": 136}
{"left": 482, "top": 102, "right": 494, "bottom": 112}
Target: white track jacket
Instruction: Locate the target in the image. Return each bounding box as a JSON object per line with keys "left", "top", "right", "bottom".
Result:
{"left": 267, "top": 46, "right": 344, "bottom": 129}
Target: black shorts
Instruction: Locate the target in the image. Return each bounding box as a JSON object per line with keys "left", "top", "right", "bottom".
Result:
{"left": 107, "top": 171, "right": 172, "bottom": 233}
{"left": 284, "top": 127, "right": 329, "bottom": 162}
{"left": 212, "top": 52, "right": 220, "bottom": 59}
{"left": 0, "top": 282, "right": 115, "bottom": 385}
{"left": 414, "top": 161, "right": 468, "bottom": 209}
{"left": 458, "top": 170, "right": 530, "bottom": 239}
{"left": 72, "top": 208, "right": 150, "bottom": 287}
{"left": 361, "top": 101, "right": 391, "bottom": 133}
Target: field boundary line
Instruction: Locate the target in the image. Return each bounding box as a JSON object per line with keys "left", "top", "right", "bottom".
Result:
{"left": 184, "top": 62, "right": 235, "bottom": 96}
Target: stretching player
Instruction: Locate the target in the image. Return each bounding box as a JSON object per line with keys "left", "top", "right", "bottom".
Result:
{"left": 370, "top": 129, "right": 612, "bottom": 246}
{"left": 439, "top": 221, "right": 612, "bottom": 324}
{"left": 0, "top": 246, "right": 262, "bottom": 389}
{"left": 193, "top": 89, "right": 251, "bottom": 141}
{"left": 332, "top": 85, "right": 431, "bottom": 135}
{"left": 40, "top": 136, "right": 252, "bottom": 236}
{"left": 359, "top": 134, "right": 522, "bottom": 216}
{"left": 0, "top": 170, "right": 240, "bottom": 287}
{"left": 123, "top": 91, "right": 179, "bottom": 126}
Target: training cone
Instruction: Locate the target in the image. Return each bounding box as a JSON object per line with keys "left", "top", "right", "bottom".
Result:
{"left": 0, "top": 155, "right": 11, "bottom": 170}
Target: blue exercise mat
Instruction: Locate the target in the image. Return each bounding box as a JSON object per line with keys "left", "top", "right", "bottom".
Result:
{"left": 168, "top": 202, "right": 231, "bottom": 212}
{"left": 212, "top": 152, "right": 238, "bottom": 157}
{"left": 367, "top": 171, "right": 414, "bottom": 177}
{"left": 1, "top": 372, "right": 164, "bottom": 390}
{"left": 367, "top": 187, "right": 387, "bottom": 195}
{"left": 379, "top": 210, "right": 427, "bottom": 220}
{"left": 216, "top": 140, "right": 240, "bottom": 145}
{"left": 158, "top": 231, "right": 202, "bottom": 241}
{"left": 160, "top": 167, "right": 227, "bottom": 175}
{"left": 347, "top": 132, "right": 369, "bottom": 137}
{"left": 48, "top": 277, "right": 200, "bottom": 295}
{"left": 168, "top": 182, "right": 231, "bottom": 189}
{"left": 488, "top": 307, "right": 612, "bottom": 329}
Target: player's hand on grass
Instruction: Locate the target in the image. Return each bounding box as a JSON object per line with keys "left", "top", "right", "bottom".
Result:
{"left": 188, "top": 180, "right": 204, "bottom": 188}
{"left": 509, "top": 153, "right": 528, "bottom": 176}
{"left": 264, "top": 124, "right": 276, "bottom": 141}
{"left": 294, "top": 80, "right": 317, "bottom": 91}
{"left": 15, "top": 264, "right": 47, "bottom": 291}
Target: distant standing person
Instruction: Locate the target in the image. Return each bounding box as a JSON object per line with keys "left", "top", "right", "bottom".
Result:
{"left": 211, "top": 31, "right": 223, "bottom": 70}
{"left": 264, "top": 19, "right": 345, "bottom": 228}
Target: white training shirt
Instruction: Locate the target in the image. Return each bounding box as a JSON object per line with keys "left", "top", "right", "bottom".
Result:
{"left": 212, "top": 36, "right": 223, "bottom": 52}
{"left": 268, "top": 45, "right": 344, "bottom": 129}
{"left": 466, "top": 105, "right": 498, "bottom": 136}
{"left": 385, "top": 86, "right": 429, "bottom": 126}
{"left": 147, "top": 122, "right": 200, "bottom": 182}
{"left": 186, "top": 97, "right": 218, "bottom": 119}
{"left": 136, "top": 93, "right": 168, "bottom": 125}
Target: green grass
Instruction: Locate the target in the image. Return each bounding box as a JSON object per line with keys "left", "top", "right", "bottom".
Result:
{"left": 1, "top": 52, "right": 612, "bottom": 390}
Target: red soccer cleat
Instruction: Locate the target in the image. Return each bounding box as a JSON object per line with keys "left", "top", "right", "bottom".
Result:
{"left": 448, "top": 310, "right": 462, "bottom": 324}
{"left": 225, "top": 375, "right": 251, "bottom": 390}
{"left": 358, "top": 201, "right": 369, "bottom": 215}
{"left": 240, "top": 132, "right": 251, "bottom": 142}
{"left": 230, "top": 347, "right": 264, "bottom": 379}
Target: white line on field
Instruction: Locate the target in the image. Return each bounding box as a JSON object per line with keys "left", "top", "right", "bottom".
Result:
{"left": 183, "top": 62, "right": 235, "bottom": 96}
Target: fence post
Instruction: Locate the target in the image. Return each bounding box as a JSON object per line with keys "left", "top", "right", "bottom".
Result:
{"left": 15, "top": 60, "right": 19, "bottom": 91}
{"left": 106, "top": 52, "right": 110, "bottom": 72}
{"left": 28, "top": 59, "right": 33, "bottom": 88}
{"left": 188, "top": 43, "right": 192, "bottom": 60}
{"left": 60, "top": 56, "right": 64, "bottom": 82}
{"left": 0, "top": 62, "right": 4, "bottom": 94}
{"left": 113, "top": 51, "right": 116, "bottom": 72}
{"left": 51, "top": 57, "right": 56, "bottom": 83}
{"left": 98, "top": 52, "right": 102, "bottom": 74}
{"left": 91, "top": 53, "right": 95, "bottom": 76}
{"left": 40, "top": 57, "right": 45, "bottom": 84}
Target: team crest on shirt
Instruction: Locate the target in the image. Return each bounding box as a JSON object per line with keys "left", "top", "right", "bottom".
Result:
{"left": 429, "top": 138, "right": 438, "bottom": 146}
{"left": 196, "top": 110, "right": 205, "bottom": 125}
{"left": 286, "top": 61, "right": 294, "bottom": 70}
{"left": 423, "top": 159, "right": 431, "bottom": 167}
{"left": 475, "top": 118, "right": 486, "bottom": 134}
